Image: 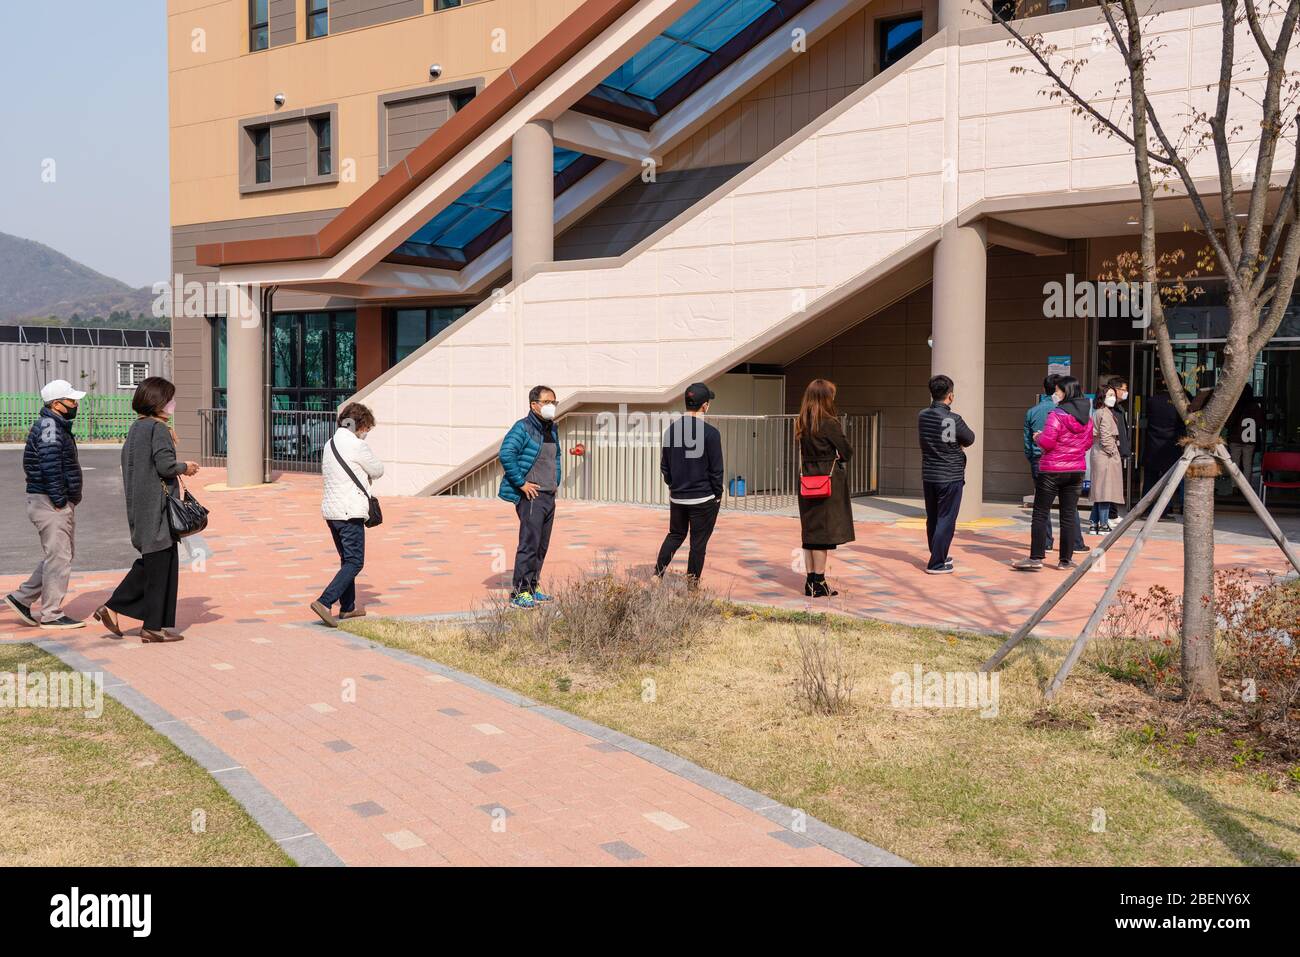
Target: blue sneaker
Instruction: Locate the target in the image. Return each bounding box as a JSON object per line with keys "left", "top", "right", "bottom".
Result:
{"left": 510, "top": 592, "right": 537, "bottom": 610}
{"left": 532, "top": 590, "right": 554, "bottom": 603}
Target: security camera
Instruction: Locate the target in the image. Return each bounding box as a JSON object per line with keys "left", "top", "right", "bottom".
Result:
{"left": 428, "top": 64, "right": 443, "bottom": 79}
{"left": 273, "top": 93, "right": 286, "bottom": 107}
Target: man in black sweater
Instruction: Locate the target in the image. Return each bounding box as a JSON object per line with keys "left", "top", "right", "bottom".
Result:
{"left": 918, "top": 374, "right": 976, "bottom": 574}
{"left": 655, "top": 383, "right": 724, "bottom": 587}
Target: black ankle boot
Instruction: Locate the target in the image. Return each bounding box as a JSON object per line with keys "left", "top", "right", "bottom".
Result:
{"left": 810, "top": 573, "right": 838, "bottom": 598}
{"left": 803, "top": 573, "right": 816, "bottom": 597}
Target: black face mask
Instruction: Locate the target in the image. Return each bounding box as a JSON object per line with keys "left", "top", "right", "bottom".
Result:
{"left": 58, "top": 403, "right": 78, "bottom": 421}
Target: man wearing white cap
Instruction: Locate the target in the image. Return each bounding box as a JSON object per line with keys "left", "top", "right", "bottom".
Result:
{"left": 4, "top": 380, "right": 87, "bottom": 629}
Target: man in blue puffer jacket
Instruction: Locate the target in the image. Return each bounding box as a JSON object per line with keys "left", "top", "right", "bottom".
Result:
{"left": 498, "top": 385, "right": 562, "bottom": 609}
{"left": 5, "top": 380, "right": 87, "bottom": 630}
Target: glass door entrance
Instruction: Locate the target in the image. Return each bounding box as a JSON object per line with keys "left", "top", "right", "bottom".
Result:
{"left": 1097, "top": 339, "right": 1300, "bottom": 507}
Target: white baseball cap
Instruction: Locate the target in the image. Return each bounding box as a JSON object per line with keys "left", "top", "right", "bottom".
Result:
{"left": 41, "top": 380, "right": 87, "bottom": 404}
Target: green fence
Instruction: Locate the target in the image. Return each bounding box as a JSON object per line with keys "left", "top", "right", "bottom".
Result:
{"left": 0, "top": 393, "right": 137, "bottom": 443}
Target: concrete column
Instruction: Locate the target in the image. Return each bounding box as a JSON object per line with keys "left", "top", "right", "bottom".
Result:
{"left": 225, "top": 284, "right": 265, "bottom": 488}
{"left": 937, "top": 0, "right": 989, "bottom": 31}
{"left": 931, "top": 221, "right": 987, "bottom": 521}
{"left": 511, "top": 120, "right": 555, "bottom": 281}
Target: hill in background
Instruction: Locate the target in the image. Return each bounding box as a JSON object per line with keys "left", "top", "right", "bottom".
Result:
{"left": 0, "top": 231, "right": 162, "bottom": 327}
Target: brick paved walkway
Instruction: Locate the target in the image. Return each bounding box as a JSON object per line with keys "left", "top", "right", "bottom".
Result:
{"left": 1, "top": 473, "right": 1291, "bottom": 866}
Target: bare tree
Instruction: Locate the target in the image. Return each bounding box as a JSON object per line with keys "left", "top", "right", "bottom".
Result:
{"left": 983, "top": 0, "right": 1300, "bottom": 700}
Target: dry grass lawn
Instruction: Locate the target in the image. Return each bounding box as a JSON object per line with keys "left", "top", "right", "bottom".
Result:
{"left": 350, "top": 605, "right": 1300, "bottom": 866}
{"left": 0, "top": 642, "right": 292, "bottom": 866}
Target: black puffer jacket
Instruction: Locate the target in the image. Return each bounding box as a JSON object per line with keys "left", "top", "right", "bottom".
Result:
{"left": 23, "top": 407, "right": 83, "bottom": 508}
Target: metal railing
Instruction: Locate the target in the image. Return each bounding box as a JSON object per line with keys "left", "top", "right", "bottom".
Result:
{"left": 442, "top": 412, "right": 880, "bottom": 511}
{"left": 0, "top": 393, "right": 137, "bottom": 443}
{"left": 198, "top": 407, "right": 337, "bottom": 473}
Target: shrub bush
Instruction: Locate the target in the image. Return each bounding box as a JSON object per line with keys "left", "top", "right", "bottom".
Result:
{"left": 471, "top": 569, "right": 714, "bottom": 669}
{"left": 793, "top": 628, "right": 854, "bottom": 715}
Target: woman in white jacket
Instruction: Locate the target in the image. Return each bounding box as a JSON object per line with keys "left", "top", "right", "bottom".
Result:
{"left": 311, "top": 402, "right": 384, "bottom": 628}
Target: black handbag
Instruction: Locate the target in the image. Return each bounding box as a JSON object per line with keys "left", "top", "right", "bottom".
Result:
{"left": 165, "top": 476, "right": 209, "bottom": 540}
{"left": 330, "top": 439, "right": 383, "bottom": 528}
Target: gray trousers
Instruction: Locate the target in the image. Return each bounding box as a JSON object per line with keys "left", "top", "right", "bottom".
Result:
{"left": 13, "top": 494, "right": 76, "bottom": 623}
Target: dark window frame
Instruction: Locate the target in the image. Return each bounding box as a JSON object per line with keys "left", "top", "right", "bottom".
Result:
{"left": 877, "top": 13, "right": 925, "bottom": 74}
{"left": 387, "top": 306, "right": 474, "bottom": 366}
{"left": 312, "top": 116, "right": 332, "bottom": 176}
{"left": 212, "top": 311, "right": 357, "bottom": 411}
{"left": 307, "top": 0, "right": 329, "bottom": 39}
{"left": 251, "top": 125, "right": 272, "bottom": 183}
{"left": 239, "top": 104, "right": 339, "bottom": 193}
{"left": 249, "top": 0, "right": 270, "bottom": 51}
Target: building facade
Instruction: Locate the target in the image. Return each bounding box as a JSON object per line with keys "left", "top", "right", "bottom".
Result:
{"left": 169, "top": 0, "right": 1300, "bottom": 515}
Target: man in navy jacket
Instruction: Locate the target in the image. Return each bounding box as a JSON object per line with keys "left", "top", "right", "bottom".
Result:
{"left": 918, "top": 375, "right": 976, "bottom": 573}
{"left": 655, "top": 383, "right": 724, "bottom": 587}
{"left": 498, "top": 385, "right": 562, "bottom": 609}
{"left": 5, "top": 380, "right": 87, "bottom": 629}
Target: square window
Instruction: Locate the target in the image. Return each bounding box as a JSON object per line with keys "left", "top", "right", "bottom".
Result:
{"left": 878, "top": 14, "right": 924, "bottom": 73}
{"left": 117, "top": 361, "right": 149, "bottom": 390}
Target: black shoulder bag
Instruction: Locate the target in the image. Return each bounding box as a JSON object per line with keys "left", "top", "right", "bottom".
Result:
{"left": 330, "top": 439, "right": 383, "bottom": 528}
{"left": 165, "top": 474, "right": 210, "bottom": 540}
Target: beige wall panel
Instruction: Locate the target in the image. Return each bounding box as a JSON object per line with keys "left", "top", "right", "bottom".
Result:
{"left": 270, "top": 0, "right": 297, "bottom": 47}
{"left": 169, "top": 0, "right": 586, "bottom": 227}
{"left": 330, "top": 0, "right": 424, "bottom": 34}
{"left": 270, "top": 118, "right": 311, "bottom": 181}
{"left": 384, "top": 94, "right": 453, "bottom": 167}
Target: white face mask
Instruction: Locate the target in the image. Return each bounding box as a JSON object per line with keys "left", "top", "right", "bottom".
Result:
{"left": 1117, "top": 391, "right": 1128, "bottom": 402}
{"left": 1052, "top": 393, "right": 1063, "bottom": 405}
{"left": 1104, "top": 395, "right": 1117, "bottom": 408}
{"left": 539, "top": 403, "right": 557, "bottom": 421}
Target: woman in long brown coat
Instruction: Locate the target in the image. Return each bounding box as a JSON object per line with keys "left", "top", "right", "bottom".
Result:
{"left": 1088, "top": 384, "right": 1125, "bottom": 534}
{"left": 796, "top": 379, "right": 855, "bottom": 597}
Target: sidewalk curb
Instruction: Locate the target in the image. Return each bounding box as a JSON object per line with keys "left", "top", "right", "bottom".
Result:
{"left": 34, "top": 639, "right": 344, "bottom": 868}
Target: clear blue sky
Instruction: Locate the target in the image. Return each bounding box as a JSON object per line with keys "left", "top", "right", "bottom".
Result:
{"left": 0, "top": 1, "right": 169, "bottom": 289}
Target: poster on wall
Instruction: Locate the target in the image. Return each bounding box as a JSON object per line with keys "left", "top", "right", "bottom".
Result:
{"left": 1048, "top": 355, "right": 1072, "bottom": 378}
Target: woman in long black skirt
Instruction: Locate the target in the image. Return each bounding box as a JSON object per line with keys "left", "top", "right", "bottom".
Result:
{"left": 93, "top": 377, "right": 199, "bottom": 643}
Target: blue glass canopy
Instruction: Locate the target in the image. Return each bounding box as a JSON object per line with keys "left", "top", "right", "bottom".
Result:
{"left": 596, "top": 0, "right": 777, "bottom": 104}
{"left": 392, "top": 148, "right": 587, "bottom": 267}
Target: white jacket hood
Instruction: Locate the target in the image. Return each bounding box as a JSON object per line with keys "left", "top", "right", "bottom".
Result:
{"left": 321, "top": 427, "right": 384, "bottom": 522}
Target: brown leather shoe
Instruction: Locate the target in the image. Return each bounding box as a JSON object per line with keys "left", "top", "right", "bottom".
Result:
{"left": 141, "top": 629, "right": 184, "bottom": 643}
{"left": 93, "top": 605, "right": 123, "bottom": 638}
{"left": 339, "top": 609, "right": 366, "bottom": 620}
{"left": 310, "top": 601, "right": 338, "bottom": 628}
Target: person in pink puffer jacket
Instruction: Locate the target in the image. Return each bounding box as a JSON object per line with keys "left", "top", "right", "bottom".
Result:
{"left": 1014, "top": 376, "right": 1094, "bottom": 571}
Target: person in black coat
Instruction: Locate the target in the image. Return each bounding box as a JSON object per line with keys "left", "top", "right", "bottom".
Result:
{"left": 918, "top": 374, "right": 976, "bottom": 574}
{"left": 796, "top": 378, "right": 855, "bottom": 597}
{"left": 94, "top": 377, "right": 199, "bottom": 643}
{"left": 5, "top": 379, "right": 86, "bottom": 630}
{"left": 1142, "top": 376, "right": 1187, "bottom": 518}
{"left": 654, "top": 383, "right": 724, "bottom": 588}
